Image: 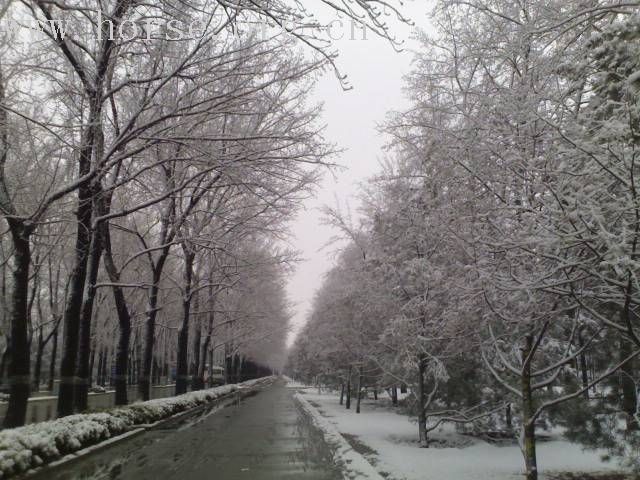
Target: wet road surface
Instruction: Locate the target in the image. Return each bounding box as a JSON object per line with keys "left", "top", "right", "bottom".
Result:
{"left": 32, "top": 381, "right": 342, "bottom": 480}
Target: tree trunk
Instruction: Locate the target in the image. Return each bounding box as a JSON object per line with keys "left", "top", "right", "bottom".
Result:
{"left": 208, "top": 348, "right": 213, "bottom": 386}
{"left": 191, "top": 319, "right": 202, "bottom": 391}
{"left": 152, "top": 356, "right": 159, "bottom": 385}
{"left": 196, "top": 279, "right": 214, "bottom": 390}
{"left": 114, "top": 312, "right": 132, "bottom": 406}
{"left": 88, "top": 346, "right": 96, "bottom": 389}
{"left": 136, "top": 342, "right": 142, "bottom": 387}
{"left": 196, "top": 323, "right": 212, "bottom": 391}
{"left": 98, "top": 196, "right": 133, "bottom": 405}
{"left": 140, "top": 260, "right": 166, "bottom": 401}
{"left": 32, "top": 327, "right": 44, "bottom": 391}
{"left": 74, "top": 228, "right": 102, "bottom": 412}
{"left": 620, "top": 338, "right": 637, "bottom": 431}
{"left": 521, "top": 335, "right": 538, "bottom": 480}
{"left": 107, "top": 348, "right": 114, "bottom": 387}
{"left": 0, "top": 345, "right": 9, "bottom": 388}
{"left": 506, "top": 403, "right": 513, "bottom": 432}
{"left": 418, "top": 355, "right": 428, "bottom": 448}
{"left": 101, "top": 347, "right": 109, "bottom": 387}
{"left": 1, "top": 64, "right": 33, "bottom": 427}
{"left": 1, "top": 61, "right": 37, "bottom": 427}
{"left": 96, "top": 349, "right": 104, "bottom": 387}
{"left": 225, "top": 354, "right": 232, "bottom": 385}
{"left": 339, "top": 382, "right": 345, "bottom": 405}
{"left": 579, "top": 353, "right": 589, "bottom": 399}
{"left": 176, "top": 318, "right": 190, "bottom": 395}
{"left": 3, "top": 222, "right": 33, "bottom": 428}
{"left": 127, "top": 349, "right": 133, "bottom": 385}
{"left": 194, "top": 332, "right": 208, "bottom": 392}
{"left": 345, "top": 365, "right": 352, "bottom": 410}
{"left": 356, "top": 364, "right": 363, "bottom": 414}
{"left": 57, "top": 188, "right": 94, "bottom": 417}
{"left": 235, "top": 356, "right": 244, "bottom": 383}
{"left": 163, "top": 338, "right": 169, "bottom": 381}
{"left": 176, "top": 248, "right": 194, "bottom": 395}
{"left": 391, "top": 386, "right": 398, "bottom": 406}
{"left": 55, "top": 0, "right": 128, "bottom": 414}
{"left": 576, "top": 328, "right": 589, "bottom": 400}
{"left": 140, "top": 285, "right": 157, "bottom": 400}
{"left": 48, "top": 327, "right": 58, "bottom": 392}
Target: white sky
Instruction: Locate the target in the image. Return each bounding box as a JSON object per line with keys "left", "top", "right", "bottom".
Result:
{"left": 285, "top": 2, "right": 434, "bottom": 347}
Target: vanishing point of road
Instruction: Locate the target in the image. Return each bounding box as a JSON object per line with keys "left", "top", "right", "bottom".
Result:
{"left": 32, "top": 380, "right": 342, "bottom": 480}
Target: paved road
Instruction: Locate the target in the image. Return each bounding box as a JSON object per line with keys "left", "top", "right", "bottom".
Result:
{"left": 34, "top": 381, "right": 342, "bottom": 480}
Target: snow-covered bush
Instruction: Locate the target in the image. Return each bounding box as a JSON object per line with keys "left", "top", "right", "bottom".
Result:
{"left": 0, "top": 377, "right": 272, "bottom": 479}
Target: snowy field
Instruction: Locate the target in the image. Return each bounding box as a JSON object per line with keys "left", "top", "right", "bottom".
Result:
{"left": 295, "top": 387, "right": 626, "bottom": 480}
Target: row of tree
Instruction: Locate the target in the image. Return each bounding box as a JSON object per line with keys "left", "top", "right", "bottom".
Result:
{"left": 0, "top": 0, "right": 409, "bottom": 428}
{"left": 288, "top": 2, "right": 640, "bottom": 479}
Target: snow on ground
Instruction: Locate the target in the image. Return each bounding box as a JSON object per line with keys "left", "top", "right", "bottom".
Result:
{"left": 296, "top": 388, "right": 624, "bottom": 480}
{"left": 296, "top": 392, "right": 385, "bottom": 480}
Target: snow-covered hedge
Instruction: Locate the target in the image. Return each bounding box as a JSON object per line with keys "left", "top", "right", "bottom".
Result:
{"left": 0, "top": 377, "right": 273, "bottom": 479}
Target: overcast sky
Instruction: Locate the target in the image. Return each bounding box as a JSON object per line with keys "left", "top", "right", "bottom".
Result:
{"left": 285, "top": 2, "right": 434, "bottom": 346}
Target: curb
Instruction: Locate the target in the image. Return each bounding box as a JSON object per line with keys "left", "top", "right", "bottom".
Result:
{"left": 294, "top": 392, "right": 385, "bottom": 480}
